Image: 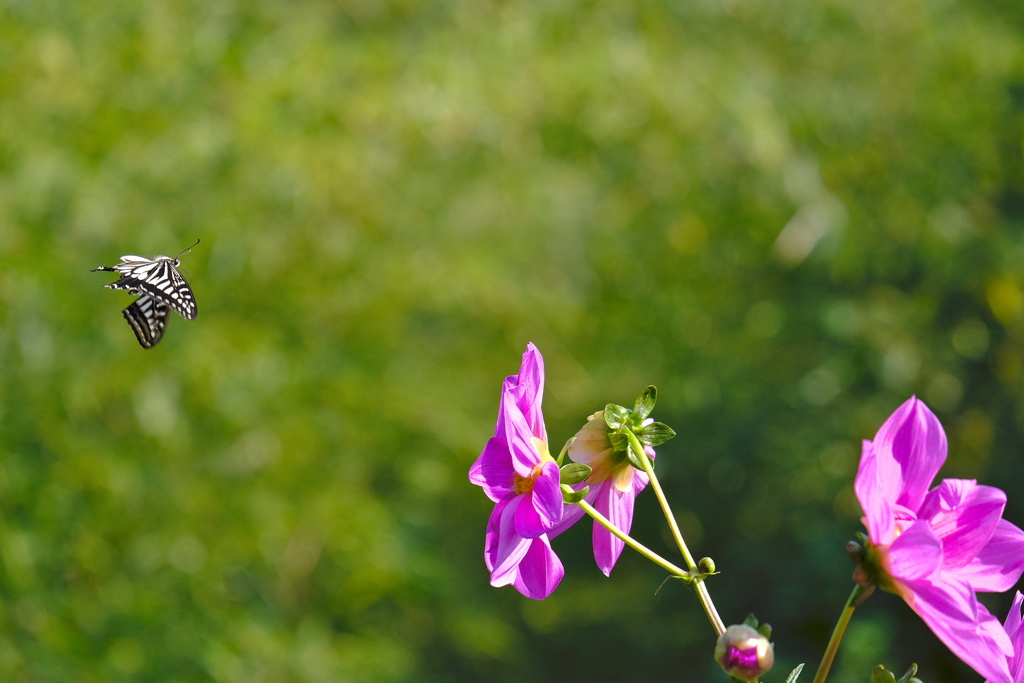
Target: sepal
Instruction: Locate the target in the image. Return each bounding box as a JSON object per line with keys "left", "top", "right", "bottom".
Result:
{"left": 559, "top": 462, "right": 592, "bottom": 486}
{"left": 635, "top": 421, "right": 676, "bottom": 447}
{"left": 625, "top": 443, "right": 646, "bottom": 470}
{"left": 555, "top": 437, "right": 576, "bottom": 465}
{"left": 633, "top": 385, "right": 657, "bottom": 420}
{"left": 871, "top": 666, "right": 898, "bottom": 683}
{"left": 560, "top": 484, "right": 589, "bottom": 503}
{"left": 603, "top": 404, "right": 629, "bottom": 430}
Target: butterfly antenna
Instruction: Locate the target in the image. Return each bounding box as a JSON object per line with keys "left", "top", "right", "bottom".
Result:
{"left": 177, "top": 238, "right": 201, "bottom": 259}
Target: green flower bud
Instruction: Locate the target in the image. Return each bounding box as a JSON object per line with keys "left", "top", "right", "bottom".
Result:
{"left": 714, "top": 624, "right": 774, "bottom": 681}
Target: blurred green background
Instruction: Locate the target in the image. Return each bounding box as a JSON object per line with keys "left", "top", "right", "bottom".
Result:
{"left": 2, "top": 0, "right": 1023, "bottom": 680}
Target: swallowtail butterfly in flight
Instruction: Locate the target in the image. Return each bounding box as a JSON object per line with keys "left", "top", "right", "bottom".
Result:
{"left": 92, "top": 240, "right": 199, "bottom": 348}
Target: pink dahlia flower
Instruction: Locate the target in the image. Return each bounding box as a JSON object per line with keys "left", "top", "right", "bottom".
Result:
{"left": 855, "top": 397, "right": 1024, "bottom": 683}
{"left": 551, "top": 412, "right": 652, "bottom": 576}
{"left": 469, "top": 343, "right": 565, "bottom": 599}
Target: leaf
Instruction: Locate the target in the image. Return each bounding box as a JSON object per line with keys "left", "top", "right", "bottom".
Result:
{"left": 785, "top": 663, "right": 805, "bottom": 683}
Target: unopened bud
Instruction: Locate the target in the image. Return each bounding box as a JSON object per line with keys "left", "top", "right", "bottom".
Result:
{"left": 714, "top": 624, "right": 774, "bottom": 681}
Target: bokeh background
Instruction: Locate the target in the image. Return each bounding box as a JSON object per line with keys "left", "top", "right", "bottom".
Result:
{"left": 2, "top": 0, "right": 1023, "bottom": 681}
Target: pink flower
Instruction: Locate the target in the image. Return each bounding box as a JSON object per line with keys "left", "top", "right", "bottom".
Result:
{"left": 550, "top": 412, "right": 653, "bottom": 576}
{"left": 988, "top": 592, "right": 1024, "bottom": 683}
{"left": 469, "top": 343, "right": 565, "bottom": 599}
{"left": 855, "top": 397, "right": 1024, "bottom": 683}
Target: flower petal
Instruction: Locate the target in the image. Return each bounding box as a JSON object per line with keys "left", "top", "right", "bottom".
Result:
{"left": 917, "top": 479, "right": 1005, "bottom": 571}
{"left": 855, "top": 440, "right": 897, "bottom": 546}
{"left": 486, "top": 496, "right": 530, "bottom": 581}
{"left": 889, "top": 520, "right": 942, "bottom": 582}
{"left": 511, "top": 534, "right": 564, "bottom": 600}
{"left": 469, "top": 437, "right": 515, "bottom": 502}
{"left": 514, "top": 461, "right": 563, "bottom": 537}
{"left": 901, "top": 577, "right": 1013, "bottom": 683}
{"left": 501, "top": 389, "right": 546, "bottom": 475}
{"left": 1002, "top": 591, "right": 1024, "bottom": 683}
{"left": 871, "top": 397, "right": 947, "bottom": 513}
{"left": 958, "top": 519, "right": 1024, "bottom": 593}
{"left": 592, "top": 480, "right": 636, "bottom": 576}
{"left": 503, "top": 343, "right": 547, "bottom": 444}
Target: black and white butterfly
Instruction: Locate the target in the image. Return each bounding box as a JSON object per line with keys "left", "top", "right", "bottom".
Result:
{"left": 93, "top": 240, "right": 199, "bottom": 348}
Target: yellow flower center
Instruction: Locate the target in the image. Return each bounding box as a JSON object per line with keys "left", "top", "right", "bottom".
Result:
{"left": 511, "top": 437, "right": 553, "bottom": 495}
{"left": 513, "top": 465, "right": 543, "bottom": 495}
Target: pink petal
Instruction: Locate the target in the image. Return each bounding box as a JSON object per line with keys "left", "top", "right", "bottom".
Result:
{"left": 917, "top": 480, "right": 1005, "bottom": 571}
{"left": 503, "top": 343, "right": 547, "bottom": 443}
{"left": 592, "top": 481, "right": 636, "bottom": 577}
{"left": 855, "top": 440, "right": 898, "bottom": 545}
{"left": 871, "top": 397, "right": 947, "bottom": 512}
{"left": 514, "top": 461, "right": 563, "bottom": 538}
{"left": 958, "top": 520, "right": 1024, "bottom": 593}
{"left": 511, "top": 534, "right": 563, "bottom": 600}
{"left": 1003, "top": 592, "right": 1024, "bottom": 683}
{"left": 469, "top": 437, "right": 516, "bottom": 502}
{"left": 501, "top": 391, "right": 544, "bottom": 475}
{"left": 888, "top": 521, "right": 942, "bottom": 582}
{"left": 901, "top": 578, "right": 1013, "bottom": 683}
{"left": 486, "top": 497, "right": 530, "bottom": 581}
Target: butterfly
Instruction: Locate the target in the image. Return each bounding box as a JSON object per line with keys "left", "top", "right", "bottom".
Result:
{"left": 93, "top": 239, "right": 199, "bottom": 348}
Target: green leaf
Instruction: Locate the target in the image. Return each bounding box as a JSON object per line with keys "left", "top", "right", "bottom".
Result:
{"left": 633, "top": 386, "right": 657, "bottom": 420}
{"left": 784, "top": 663, "right": 805, "bottom": 683}
{"left": 756, "top": 623, "right": 772, "bottom": 640}
{"left": 559, "top": 462, "right": 591, "bottom": 485}
{"left": 603, "top": 404, "right": 629, "bottom": 429}
{"left": 636, "top": 422, "right": 676, "bottom": 447}
{"left": 743, "top": 613, "right": 759, "bottom": 628}
{"left": 561, "top": 484, "right": 589, "bottom": 503}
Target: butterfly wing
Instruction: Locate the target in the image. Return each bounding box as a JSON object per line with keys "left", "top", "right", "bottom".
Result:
{"left": 103, "top": 258, "right": 198, "bottom": 320}
{"left": 122, "top": 295, "right": 170, "bottom": 349}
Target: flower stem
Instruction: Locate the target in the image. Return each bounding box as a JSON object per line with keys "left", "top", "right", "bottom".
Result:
{"left": 576, "top": 499, "right": 691, "bottom": 579}
{"left": 626, "top": 430, "right": 725, "bottom": 635}
{"left": 811, "top": 584, "right": 867, "bottom": 683}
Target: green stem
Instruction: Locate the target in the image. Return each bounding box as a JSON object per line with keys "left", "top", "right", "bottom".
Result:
{"left": 576, "top": 499, "right": 691, "bottom": 579}
{"left": 626, "top": 430, "right": 726, "bottom": 635}
{"left": 811, "top": 584, "right": 867, "bottom": 683}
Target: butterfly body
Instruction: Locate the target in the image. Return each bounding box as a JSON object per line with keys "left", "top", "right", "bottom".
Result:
{"left": 92, "top": 240, "right": 199, "bottom": 348}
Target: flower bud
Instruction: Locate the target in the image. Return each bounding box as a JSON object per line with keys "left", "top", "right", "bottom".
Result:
{"left": 714, "top": 624, "right": 774, "bottom": 681}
